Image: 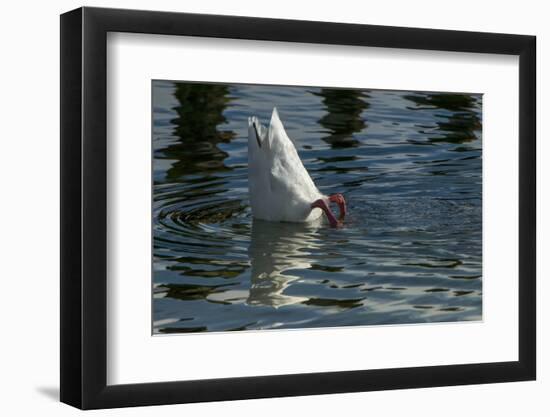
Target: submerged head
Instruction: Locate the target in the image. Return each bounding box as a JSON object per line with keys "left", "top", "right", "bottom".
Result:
{"left": 311, "top": 194, "right": 347, "bottom": 228}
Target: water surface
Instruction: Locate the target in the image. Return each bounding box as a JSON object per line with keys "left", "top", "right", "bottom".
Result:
{"left": 152, "top": 81, "right": 482, "bottom": 334}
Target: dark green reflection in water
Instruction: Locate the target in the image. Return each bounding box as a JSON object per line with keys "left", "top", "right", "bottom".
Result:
{"left": 405, "top": 93, "right": 482, "bottom": 144}
{"left": 313, "top": 89, "right": 370, "bottom": 148}
{"left": 156, "top": 83, "right": 235, "bottom": 181}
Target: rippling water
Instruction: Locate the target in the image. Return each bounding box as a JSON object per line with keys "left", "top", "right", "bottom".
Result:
{"left": 152, "top": 80, "right": 482, "bottom": 334}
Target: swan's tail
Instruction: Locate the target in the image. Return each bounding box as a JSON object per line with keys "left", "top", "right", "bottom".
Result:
{"left": 248, "top": 108, "right": 297, "bottom": 151}
{"left": 248, "top": 116, "right": 267, "bottom": 149}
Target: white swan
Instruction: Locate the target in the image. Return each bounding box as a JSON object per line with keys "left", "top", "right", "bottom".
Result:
{"left": 248, "top": 108, "right": 346, "bottom": 227}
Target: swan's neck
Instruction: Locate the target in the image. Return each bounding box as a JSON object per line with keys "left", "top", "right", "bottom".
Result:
{"left": 311, "top": 199, "right": 339, "bottom": 228}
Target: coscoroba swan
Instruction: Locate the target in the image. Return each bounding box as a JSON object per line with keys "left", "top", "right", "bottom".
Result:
{"left": 247, "top": 108, "right": 346, "bottom": 227}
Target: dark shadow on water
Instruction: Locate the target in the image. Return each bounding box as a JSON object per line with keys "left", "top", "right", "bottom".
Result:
{"left": 157, "top": 282, "right": 238, "bottom": 302}
{"left": 36, "top": 386, "right": 59, "bottom": 401}
{"left": 153, "top": 82, "right": 235, "bottom": 181}
{"left": 313, "top": 88, "right": 370, "bottom": 148}
{"left": 404, "top": 92, "right": 482, "bottom": 144}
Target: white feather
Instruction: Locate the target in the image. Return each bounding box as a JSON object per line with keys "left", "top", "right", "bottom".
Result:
{"left": 248, "top": 108, "right": 325, "bottom": 222}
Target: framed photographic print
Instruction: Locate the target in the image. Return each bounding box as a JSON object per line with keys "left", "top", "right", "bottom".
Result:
{"left": 60, "top": 6, "right": 536, "bottom": 409}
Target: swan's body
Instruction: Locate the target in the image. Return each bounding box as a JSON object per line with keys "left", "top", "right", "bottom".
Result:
{"left": 248, "top": 108, "right": 346, "bottom": 227}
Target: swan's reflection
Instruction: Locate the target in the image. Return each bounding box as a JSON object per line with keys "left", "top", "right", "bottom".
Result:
{"left": 246, "top": 219, "right": 322, "bottom": 308}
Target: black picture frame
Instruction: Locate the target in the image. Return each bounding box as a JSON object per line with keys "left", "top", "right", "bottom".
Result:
{"left": 60, "top": 6, "right": 536, "bottom": 410}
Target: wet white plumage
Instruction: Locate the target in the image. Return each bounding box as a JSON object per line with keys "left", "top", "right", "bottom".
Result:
{"left": 248, "top": 108, "right": 325, "bottom": 223}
